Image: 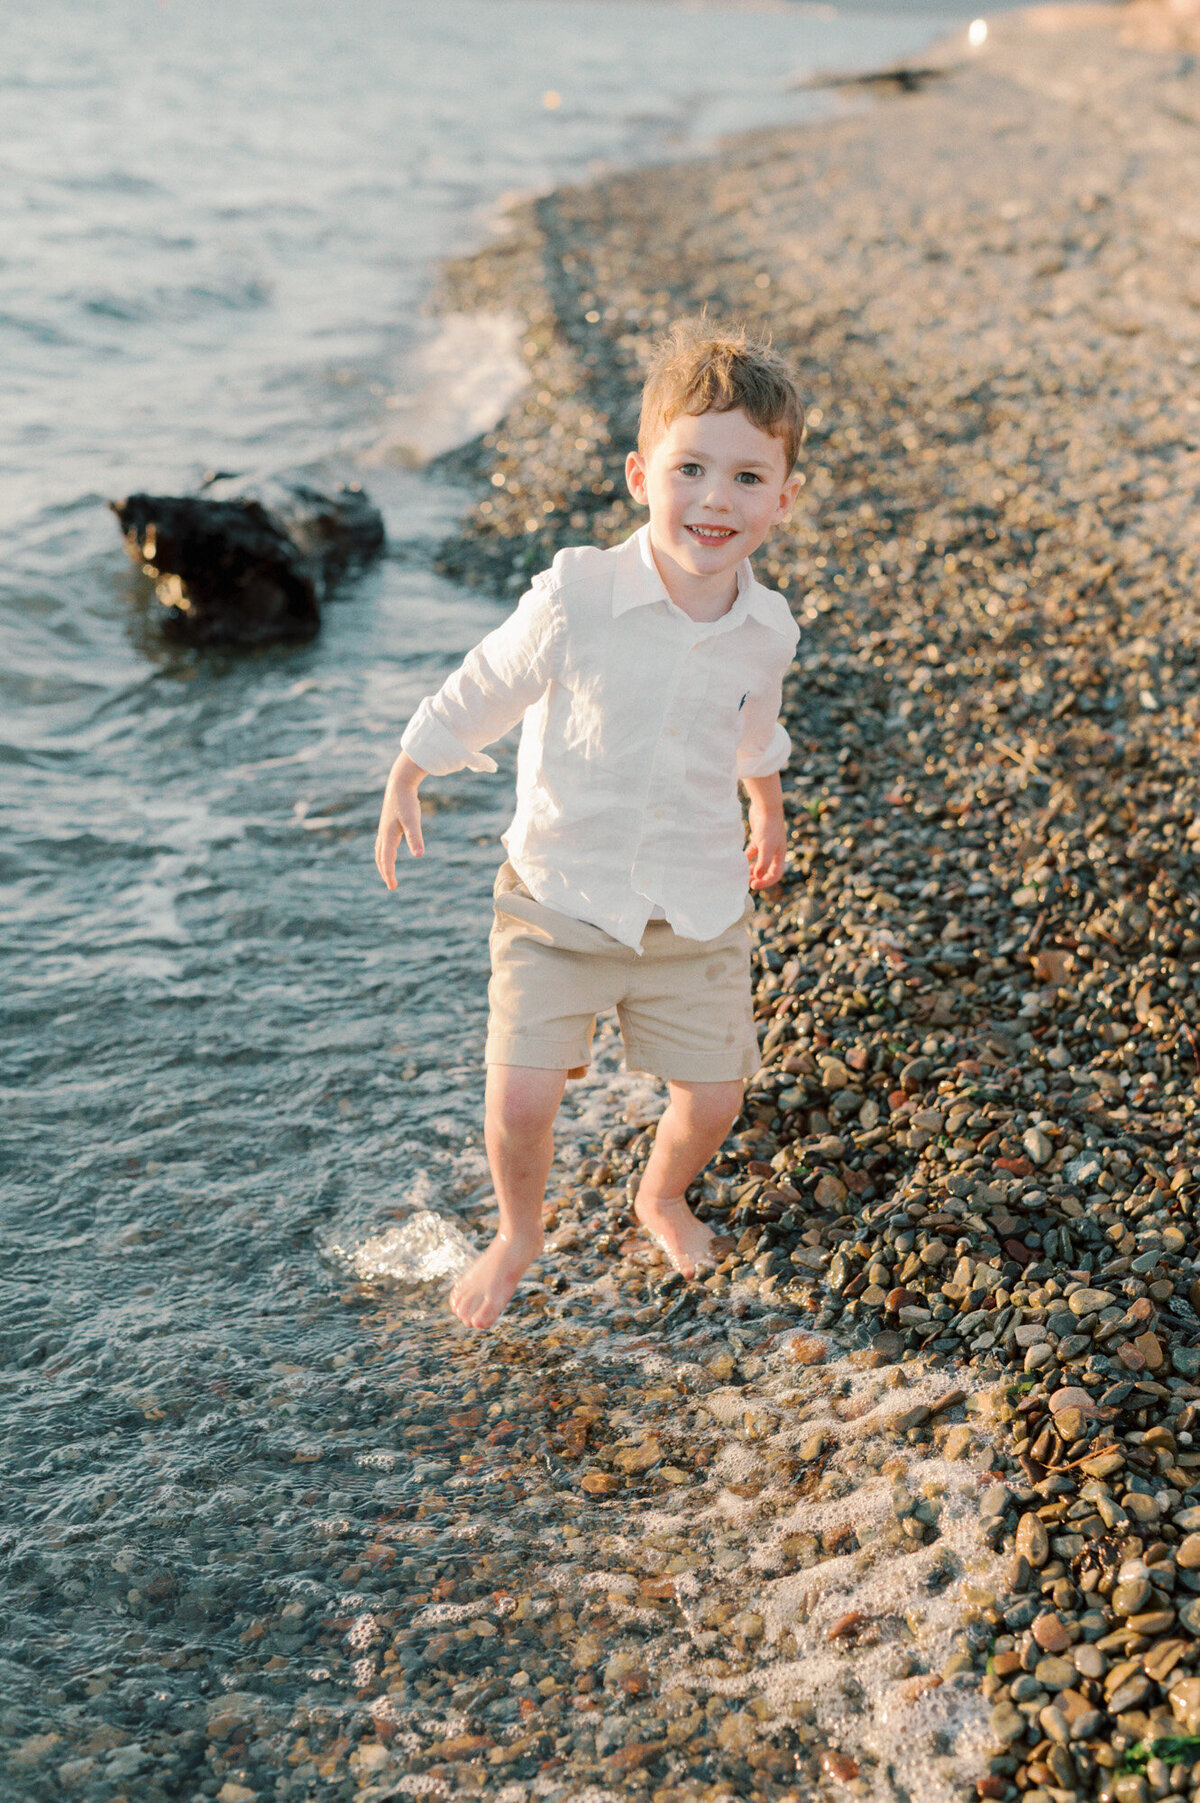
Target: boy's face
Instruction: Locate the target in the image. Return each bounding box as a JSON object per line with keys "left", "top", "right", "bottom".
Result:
{"left": 625, "top": 408, "right": 801, "bottom": 592}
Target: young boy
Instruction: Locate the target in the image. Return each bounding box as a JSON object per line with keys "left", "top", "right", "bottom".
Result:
{"left": 375, "top": 319, "right": 804, "bottom": 1330}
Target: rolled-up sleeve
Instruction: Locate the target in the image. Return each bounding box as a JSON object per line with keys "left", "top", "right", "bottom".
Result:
{"left": 736, "top": 646, "right": 793, "bottom": 780}
{"left": 399, "top": 579, "right": 561, "bottom": 777}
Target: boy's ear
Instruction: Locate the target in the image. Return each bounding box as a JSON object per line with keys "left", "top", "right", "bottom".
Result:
{"left": 773, "top": 471, "right": 803, "bottom": 522}
{"left": 625, "top": 450, "right": 648, "bottom": 506}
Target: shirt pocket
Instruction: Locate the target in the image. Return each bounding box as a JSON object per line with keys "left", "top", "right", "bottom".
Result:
{"left": 703, "top": 662, "right": 753, "bottom": 734}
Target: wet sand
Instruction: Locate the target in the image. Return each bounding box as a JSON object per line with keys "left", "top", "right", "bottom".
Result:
{"left": 398, "top": 8, "right": 1200, "bottom": 1801}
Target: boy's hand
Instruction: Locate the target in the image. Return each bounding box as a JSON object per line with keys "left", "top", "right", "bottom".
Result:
{"left": 375, "top": 752, "right": 427, "bottom": 889}
{"left": 746, "top": 810, "right": 786, "bottom": 889}
{"left": 743, "top": 771, "right": 786, "bottom": 890}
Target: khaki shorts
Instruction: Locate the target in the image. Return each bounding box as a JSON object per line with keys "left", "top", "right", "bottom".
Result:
{"left": 485, "top": 862, "right": 760, "bottom": 1084}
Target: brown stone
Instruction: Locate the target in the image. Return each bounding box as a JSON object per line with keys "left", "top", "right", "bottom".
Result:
{"left": 604, "top": 1740, "right": 667, "bottom": 1772}
{"left": 1169, "top": 1674, "right": 1200, "bottom": 1725}
{"left": 613, "top": 1440, "right": 661, "bottom": 1474}
{"left": 1127, "top": 1608, "right": 1176, "bottom": 1635}
{"left": 1016, "top": 1511, "right": 1050, "bottom": 1567}
{"left": 1032, "top": 1613, "right": 1071, "bottom": 1654}
{"left": 1145, "top": 1641, "right": 1190, "bottom": 1685}
{"left": 1049, "top": 1386, "right": 1098, "bottom": 1417}
{"left": 788, "top": 1332, "right": 829, "bottom": 1366}
{"left": 898, "top": 1674, "right": 944, "bottom": 1701}
{"left": 819, "top": 1748, "right": 861, "bottom": 1783}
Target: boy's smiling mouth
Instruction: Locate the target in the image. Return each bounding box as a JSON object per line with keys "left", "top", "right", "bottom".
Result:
{"left": 685, "top": 523, "right": 737, "bottom": 543}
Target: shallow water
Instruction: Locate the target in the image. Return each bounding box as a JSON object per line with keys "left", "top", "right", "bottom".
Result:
{"left": 2, "top": 0, "right": 1010, "bottom": 1794}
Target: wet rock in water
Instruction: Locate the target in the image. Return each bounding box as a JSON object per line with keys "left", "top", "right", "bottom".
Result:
{"left": 110, "top": 477, "right": 385, "bottom": 645}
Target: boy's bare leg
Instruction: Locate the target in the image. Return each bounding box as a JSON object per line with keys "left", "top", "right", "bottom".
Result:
{"left": 634, "top": 1079, "right": 743, "bottom": 1279}
{"left": 450, "top": 1064, "right": 567, "bottom": 1330}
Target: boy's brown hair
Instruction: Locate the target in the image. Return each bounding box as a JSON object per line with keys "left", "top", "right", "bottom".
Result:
{"left": 637, "top": 317, "right": 805, "bottom": 471}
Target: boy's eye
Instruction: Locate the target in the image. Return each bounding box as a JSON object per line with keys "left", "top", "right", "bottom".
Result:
{"left": 678, "top": 462, "right": 703, "bottom": 477}
{"left": 736, "top": 471, "right": 763, "bottom": 485}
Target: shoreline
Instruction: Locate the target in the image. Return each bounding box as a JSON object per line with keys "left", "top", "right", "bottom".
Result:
{"left": 419, "top": 7, "right": 1200, "bottom": 1800}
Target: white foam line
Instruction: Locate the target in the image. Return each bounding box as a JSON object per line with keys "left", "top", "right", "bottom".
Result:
{"left": 366, "top": 310, "right": 528, "bottom": 465}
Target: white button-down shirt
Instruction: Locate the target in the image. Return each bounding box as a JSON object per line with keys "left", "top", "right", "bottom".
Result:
{"left": 400, "top": 525, "right": 799, "bottom": 949}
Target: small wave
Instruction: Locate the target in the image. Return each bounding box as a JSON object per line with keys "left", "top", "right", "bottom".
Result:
{"left": 76, "top": 276, "right": 272, "bottom": 325}
{"left": 0, "top": 311, "right": 74, "bottom": 346}
{"left": 54, "top": 169, "right": 168, "bottom": 197}
{"left": 365, "top": 311, "right": 527, "bottom": 465}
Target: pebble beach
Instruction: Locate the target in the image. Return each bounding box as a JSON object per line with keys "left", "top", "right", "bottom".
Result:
{"left": 388, "top": 9, "right": 1200, "bottom": 1803}
{"left": 8, "top": 6, "right": 1200, "bottom": 1803}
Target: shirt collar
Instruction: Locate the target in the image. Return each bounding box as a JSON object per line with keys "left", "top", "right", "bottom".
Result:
{"left": 611, "top": 524, "right": 790, "bottom": 636}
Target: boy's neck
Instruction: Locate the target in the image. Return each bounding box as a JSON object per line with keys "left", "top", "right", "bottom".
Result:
{"left": 648, "top": 537, "right": 742, "bottom": 622}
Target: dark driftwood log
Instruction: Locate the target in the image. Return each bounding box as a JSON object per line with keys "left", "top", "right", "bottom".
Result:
{"left": 110, "top": 479, "right": 385, "bottom": 647}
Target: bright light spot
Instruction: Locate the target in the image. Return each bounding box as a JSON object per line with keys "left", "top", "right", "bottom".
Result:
{"left": 542, "top": 89, "right": 562, "bottom": 109}
{"left": 968, "top": 18, "right": 988, "bottom": 47}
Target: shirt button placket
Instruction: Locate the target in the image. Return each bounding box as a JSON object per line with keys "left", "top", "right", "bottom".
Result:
{"left": 638, "top": 620, "right": 689, "bottom": 915}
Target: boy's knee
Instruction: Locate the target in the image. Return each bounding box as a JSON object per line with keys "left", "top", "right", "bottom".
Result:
{"left": 487, "top": 1068, "right": 564, "bottom": 1140}
{"left": 675, "top": 1079, "right": 743, "bottom": 1136}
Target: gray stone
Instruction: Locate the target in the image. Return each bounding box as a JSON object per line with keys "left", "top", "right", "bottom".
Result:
{"left": 1023, "top": 1127, "right": 1053, "bottom": 1166}
{"left": 989, "top": 1700, "right": 1025, "bottom": 1743}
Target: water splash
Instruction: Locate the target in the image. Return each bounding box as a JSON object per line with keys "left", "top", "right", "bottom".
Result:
{"left": 334, "top": 1210, "right": 478, "bottom": 1284}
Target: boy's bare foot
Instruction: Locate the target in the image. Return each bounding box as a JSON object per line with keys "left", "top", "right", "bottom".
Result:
{"left": 449, "top": 1228, "right": 543, "bottom": 1330}
{"left": 634, "top": 1191, "right": 722, "bottom": 1281}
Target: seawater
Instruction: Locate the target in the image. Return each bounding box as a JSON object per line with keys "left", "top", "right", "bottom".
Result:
{"left": 3, "top": 1, "right": 1009, "bottom": 1795}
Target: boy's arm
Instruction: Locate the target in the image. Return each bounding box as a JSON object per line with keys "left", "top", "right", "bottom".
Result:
{"left": 742, "top": 772, "right": 786, "bottom": 890}
{"left": 399, "top": 580, "right": 560, "bottom": 778}
{"left": 375, "top": 750, "right": 427, "bottom": 889}
{"left": 375, "top": 582, "right": 560, "bottom": 886}
{"left": 737, "top": 645, "right": 793, "bottom": 890}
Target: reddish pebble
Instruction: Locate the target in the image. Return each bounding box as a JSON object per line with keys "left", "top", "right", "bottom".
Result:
{"left": 995, "top": 1156, "right": 1034, "bottom": 1177}
{"left": 820, "top": 1748, "right": 861, "bottom": 1783}
{"left": 827, "top": 1611, "right": 867, "bottom": 1642}
{"left": 1032, "top": 1612, "right": 1070, "bottom": 1653}
{"left": 788, "top": 1332, "right": 828, "bottom": 1366}
{"left": 977, "top": 1780, "right": 1007, "bottom": 1800}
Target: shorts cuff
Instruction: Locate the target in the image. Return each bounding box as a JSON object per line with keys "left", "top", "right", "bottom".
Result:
{"left": 622, "top": 1040, "right": 760, "bottom": 1083}
{"left": 485, "top": 1030, "right": 590, "bottom": 1073}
